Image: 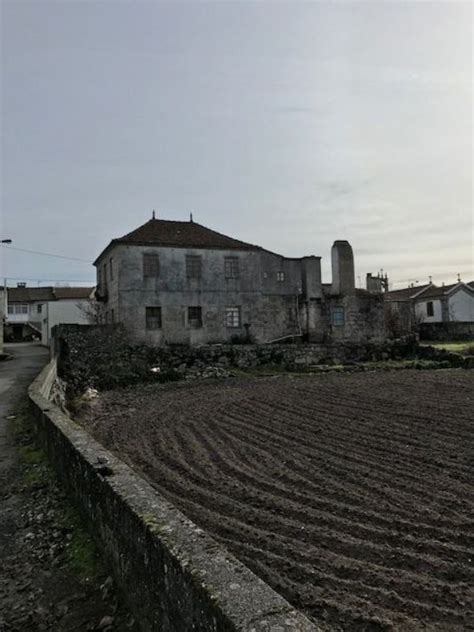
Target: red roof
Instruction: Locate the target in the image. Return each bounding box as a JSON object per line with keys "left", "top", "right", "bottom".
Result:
{"left": 94, "top": 218, "right": 262, "bottom": 264}
{"left": 7, "top": 287, "right": 56, "bottom": 302}
{"left": 7, "top": 286, "right": 94, "bottom": 303}
{"left": 385, "top": 284, "right": 432, "bottom": 301}
{"left": 417, "top": 282, "right": 474, "bottom": 299}
{"left": 53, "top": 287, "right": 94, "bottom": 300}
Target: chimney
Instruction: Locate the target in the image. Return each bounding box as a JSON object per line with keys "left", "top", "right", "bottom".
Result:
{"left": 331, "top": 241, "right": 355, "bottom": 295}
{"left": 366, "top": 272, "right": 384, "bottom": 293}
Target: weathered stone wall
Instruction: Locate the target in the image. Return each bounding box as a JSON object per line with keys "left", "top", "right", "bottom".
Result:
{"left": 29, "top": 362, "right": 317, "bottom": 632}
{"left": 328, "top": 292, "right": 385, "bottom": 344}
{"left": 420, "top": 322, "right": 474, "bottom": 341}
{"left": 102, "top": 244, "right": 313, "bottom": 345}
{"left": 53, "top": 324, "right": 423, "bottom": 394}
{"left": 95, "top": 242, "right": 385, "bottom": 345}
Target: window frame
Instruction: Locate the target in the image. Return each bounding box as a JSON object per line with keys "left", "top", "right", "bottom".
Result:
{"left": 143, "top": 253, "right": 160, "bottom": 279}
{"left": 332, "top": 306, "right": 345, "bottom": 326}
{"left": 225, "top": 306, "right": 241, "bottom": 328}
{"left": 187, "top": 306, "right": 203, "bottom": 329}
{"left": 186, "top": 255, "right": 202, "bottom": 279}
{"left": 224, "top": 256, "right": 240, "bottom": 279}
{"left": 145, "top": 306, "right": 162, "bottom": 330}
{"left": 276, "top": 271, "right": 285, "bottom": 282}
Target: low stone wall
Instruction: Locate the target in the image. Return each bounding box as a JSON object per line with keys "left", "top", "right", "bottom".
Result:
{"left": 28, "top": 361, "right": 317, "bottom": 632}
{"left": 53, "top": 324, "right": 422, "bottom": 393}
{"left": 420, "top": 322, "right": 474, "bottom": 341}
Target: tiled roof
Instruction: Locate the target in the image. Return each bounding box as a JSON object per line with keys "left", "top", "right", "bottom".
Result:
{"left": 94, "top": 218, "right": 262, "bottom": 264}
{"left": 7, "top": 287, "right": 56, "bottom": 302}
{"left": 53, "top": 287, "right": 94, "bottom": 300}
{"left": 418, "top": 282, "right": 474, "bottom": 299}
{"left": 385, "top": 284, "right": 432, "bottom": 301}
{"left": 7, "top": 286, "right": 94, "bottom": 302}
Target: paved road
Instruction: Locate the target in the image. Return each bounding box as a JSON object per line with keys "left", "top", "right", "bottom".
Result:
{"left": 0, "top": 343, "right": 49, "bottom": 477}
{"left": 0, "top": 343, "right": 136, "bottom": 630}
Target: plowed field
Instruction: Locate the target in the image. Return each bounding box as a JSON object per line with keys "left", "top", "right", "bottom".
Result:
{"left": 81, "top": 370, "right": 474, "bottom": 631}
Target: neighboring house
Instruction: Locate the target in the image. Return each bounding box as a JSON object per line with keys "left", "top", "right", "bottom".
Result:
{"left": 413, "top": 282, "right": 474, "bottom": 324}
{"left": 385, "top": 281, "right": 474, "bottom": 337}
{"left": 93, "top": 215, "right": 385, "bottom": 345}
{"left": 40, "top": 287, "right": 97, "bottom": 346}
{"left": 5, "top": 284, "right": 96, "bottom": 345}
{"left": 384, "top": 283, "right": 433, "bottom": 333}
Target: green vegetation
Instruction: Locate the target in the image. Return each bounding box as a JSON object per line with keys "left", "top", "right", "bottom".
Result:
{"left": 8, "top": 406, "right": 103, "bottom": 584}
{"left": 420, "top": 341, "right": 474, "bottom": 355}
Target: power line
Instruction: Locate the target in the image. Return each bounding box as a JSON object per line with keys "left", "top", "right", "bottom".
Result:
{"left": 0, "top": 244, "right": 92, "bottom": 263}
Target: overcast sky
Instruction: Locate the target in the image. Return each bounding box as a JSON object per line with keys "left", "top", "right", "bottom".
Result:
{"left": 1, "top": 0, "right": 472, "bottom": 289}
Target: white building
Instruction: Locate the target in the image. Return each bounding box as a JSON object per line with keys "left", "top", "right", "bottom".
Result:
{"left": 5, "top": 284, "right": 96, "bottom": 345}
{"left": 414, "top": 282, "right": 474, "bottom": 324}
{"left": 385, "top": 280, "right": 474, "bottom": 338}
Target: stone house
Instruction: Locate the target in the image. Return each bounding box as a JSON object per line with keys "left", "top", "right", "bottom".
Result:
{"left": 5, "top": 284, "right": 95, "bottom": 344}
{"left": 94, "top": 216, "right": 385, "bottom": 345}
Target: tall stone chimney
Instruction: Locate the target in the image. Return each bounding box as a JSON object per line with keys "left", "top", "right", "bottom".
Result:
{"left": 331, "top": 240, "right": 355, "bottom": 295}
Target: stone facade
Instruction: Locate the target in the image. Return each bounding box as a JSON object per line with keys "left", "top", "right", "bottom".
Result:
{"left": 94, "top": 218, "right": 385, "bottom": 345}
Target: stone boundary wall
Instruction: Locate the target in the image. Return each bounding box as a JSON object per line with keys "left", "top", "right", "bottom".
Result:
{"left": 28, "top": 361, "right": 318, "bottom": 632}
{"left": 420, "top": 322, "right": 474, "bottom": 341}
{"left": 53, "top": 324, "right": 425, "bottom": 393}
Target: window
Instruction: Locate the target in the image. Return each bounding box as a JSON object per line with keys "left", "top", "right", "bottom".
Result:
{"left": 186, "top": 255, "right": 202, "bottom": 279}
{"left": 224, "top": 256, "right": 239, "bottom": 279}
{"left": 143, "top": 253, "right": 160, "bottom": 278}
{"left": 188, "top": 306, "right": 202, "bottom": 328}
{"left": 110, "top": 308, "right": 115, "bottom": 323}
{"left": 332, "top": 306, "right": 345, "bottom": 326}
{"left": 109, "top": 257, "right": 114, "bottom": 280}
{"left": 13, "top": 305, "right": 28, "bottom": 315}
{"left": 103, "top": 263, "right": 107, "bottom": 286}
{"left": 277, "top": 271, "right": 285, "bottom": 282}
{"left": 426, "top": 301, "right": 434, "bottom": 317}
{"left": 225, "top": 307, "right": 241, "bottom": 328}
{"left": 37, "top": 304, "right": 42, "bottom": 314}
{"left": 7, "top": 305, "right": 13, "bottom": 314}
{"left": 146, "top": 306, "right": 162, "bottom": 330}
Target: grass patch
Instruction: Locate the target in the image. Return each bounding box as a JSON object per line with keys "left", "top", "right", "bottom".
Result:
{"left": 8, "top": 406, "right": 54, "bottom": 488}
{"left": 58, "top": 507, "right": 102, "bottom": 583}
{"left": 8, "top": 404, "right": 104, "bottom": 585}
{"left": 420, "top": 341, "right": 474, "bottom": 355}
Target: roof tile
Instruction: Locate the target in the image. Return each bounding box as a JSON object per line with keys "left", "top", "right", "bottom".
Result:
{"left": 95, "top": 218, "right": 262, "bottom": 263}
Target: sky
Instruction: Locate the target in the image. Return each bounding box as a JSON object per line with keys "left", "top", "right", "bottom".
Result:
{"left": 1, "top": 0, "right": 472, "bottom": 289}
